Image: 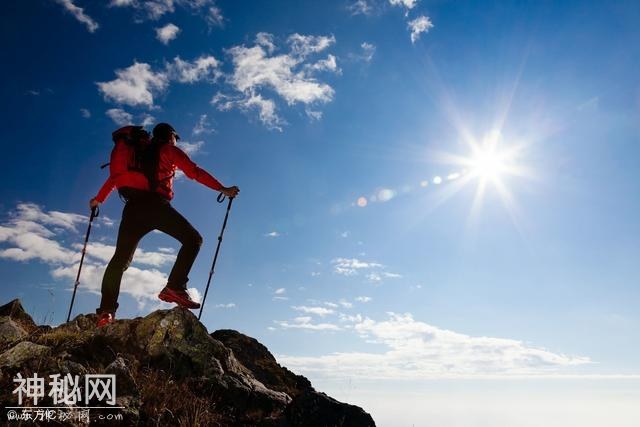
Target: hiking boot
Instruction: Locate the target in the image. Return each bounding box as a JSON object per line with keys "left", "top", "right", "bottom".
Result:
{"left": 96, "top": 312, "right": 115, "bottom": 327}
{"left": 158, "top": 286, "right": 201, "bottom": 309}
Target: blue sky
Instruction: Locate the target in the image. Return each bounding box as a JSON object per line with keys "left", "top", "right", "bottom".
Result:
{"left": 1, "top": 0, "right": 640, "bottom": 425}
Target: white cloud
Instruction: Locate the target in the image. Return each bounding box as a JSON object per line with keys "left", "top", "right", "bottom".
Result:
{"left": 106, "top": 108, "right": 133, "bottom": 126}
{"left": 176, "top": 141, "right": 204, "bottom": 155}
{"left": 0, "top": 203, "right": 188, "bottom": 309}
{"left": 292, "top": 305, "right": 335, "bottom": 317}
{"left": 143, "top": 0, "right": 175, "bottom": 20}
{"left": 100, "top": 216, "right": 115, "bottom": 227}
{"left": 255, "top": 32, "right": 276, "bottom": 53}
{"left": 360, "top": 42, "right": 376, "bottom": 62}
{"left": 77, "top": 242, "right": 176, "bottom": 267}
{"left": 338, "top": 313, "right": 363, "bottom": 323}
{"left": 366, "top": 272, "right": 382, "bottom": 282}
{"left": 338, "top": 299, "right": 353, "bottom": 308}
{"left": 367, "top": 271, "right": 402, "bottom": 282}
{"left": 278, "top": 312, "right": 591, "bottom": 379}
{"left": 97, "top": 62, "right": 168, "bottom": 107}
{"left": 51, "top": 262, "right": 168, "bottom": 309}
{"left": 0, "top": 230, "right": 77, "bottom": 263}
{"left": 192, "top": 114, "right": 214, "bottom": 135}
{"left": 80, "top": 108, "right": 91, "bottom": 118}
{"left": 408, "top": 15, "right": 434, "bottom": 43}
{"left": 274, "top": 287, "right": 286, "bottom": 295}
{"left": 55, "top": 0, "right": 99, "bottom": 33}
{"left": 226, "top": 42, "right": 332, "bottom": 103}
{"left": 5, "top": 203, "right": 85, "bottom": 232}
{"left": 306, "top": 54, "right": 340, "bottom": 74}
{"left": 212, "top": 32, "right": 337, "bottom": 130}
{"left": 156, "top": 23, "right": 180, "bottom": 44}
{"left": 296, "top": 100, "right": 319, "bottom": 118}
{"left": 264, "top": 231, "right": 280, "bottom": 238}
{"left": 332, "top": 257, "right": 383, "bottom": 276}
{"left": 206, "top": 5, "right": 224, "bottom": 27}
{"left": 215, "top": 303, "right": 236, "bottom": 309}
{"left": 167, "top": 55, "right": 221, "bottom": 83}
{"left": 275, "top": 316, "right": 341, "bottom": 331}
{"left": 109, "top": 0, "right": 135, "bottom": 6}
{"left": 98, "top": 55, "right": 219, "bottom": 109}
{"left": 110, "top": 0, "right": 224, "bottom": 24}
{"left": 141, "top": 113, "right": 156, "bottom": 127}
{"left": 389, "top": 0, "right": 418, "bottom": 10}
{"left": 348, "top": 0, "right": 372, "bottom": 16}
{"left": 287, "top": 34, "right": 336, "bottom": 58}
{"left": 356, "top": 296, "right": 372, "bottom": 303}
{"left": 384, "top": 272, "right": 403, "bottom": 278}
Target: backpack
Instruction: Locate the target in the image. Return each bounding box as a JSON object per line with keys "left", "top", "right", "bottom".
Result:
{"left": 101, "top": 126, "right": 160, "bottom": 196}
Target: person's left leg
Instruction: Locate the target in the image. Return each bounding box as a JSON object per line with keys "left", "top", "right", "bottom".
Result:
{"left": 97, "top": 201, "right": 150, "bottom": 314}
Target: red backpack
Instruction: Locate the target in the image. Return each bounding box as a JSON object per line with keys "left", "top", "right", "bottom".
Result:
{"left": 101, "top": 126, "right": 157, "bottom": 196}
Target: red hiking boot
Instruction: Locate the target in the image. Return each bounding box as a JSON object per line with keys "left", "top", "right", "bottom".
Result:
{"left": 96, "top": 312, "right": 115, "bottom": 327}
{"left": 158, "top": 286, "right": 201, "bottom": 309}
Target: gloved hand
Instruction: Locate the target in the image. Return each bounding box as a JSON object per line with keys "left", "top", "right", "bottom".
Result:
{"left": 221, "top": 186, "right": 240, "bottom": 198}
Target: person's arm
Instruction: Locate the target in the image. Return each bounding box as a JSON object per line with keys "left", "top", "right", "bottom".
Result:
{"left": 90, "top": 175, "right": 115, "bottom": 208}
{"left": 169, "top": 145, "right": 225, "bottom": 191}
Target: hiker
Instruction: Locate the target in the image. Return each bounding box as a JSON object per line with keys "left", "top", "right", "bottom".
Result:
{"left": 90, "top": 123, "right": 239, "bottom": 327}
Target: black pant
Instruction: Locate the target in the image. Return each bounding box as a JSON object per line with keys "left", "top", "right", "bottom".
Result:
{"left": 97, "top": 191, "right": 203, "bottom": 314}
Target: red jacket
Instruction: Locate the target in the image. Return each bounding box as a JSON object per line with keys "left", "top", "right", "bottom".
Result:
{"left": 94, "top": 143, "right": 223, "bottom": 202}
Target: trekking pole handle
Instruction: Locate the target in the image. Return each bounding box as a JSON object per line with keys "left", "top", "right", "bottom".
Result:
{"left": 217, "top": 193, "right": 226, "bottom": 203}
{"left": 91, "top": 205, "right": 100, "bottom": 219}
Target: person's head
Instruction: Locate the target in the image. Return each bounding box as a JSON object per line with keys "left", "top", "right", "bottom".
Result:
{"left": 152, "top": 123, "right": 180, "bottom": 145}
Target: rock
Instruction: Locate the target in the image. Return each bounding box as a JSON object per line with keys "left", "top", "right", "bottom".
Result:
{"left": 0, "top": 317, "right": 28, "bottom": 345}
{"left": 106, "top": 356, "right": 139, "bottom": 397}
{"left": 106, "top": 357, "right": 141, "bottom": 426}
{"left": 0, "top": 299, "right": 37, "bottom": 332}
{"left": 134, "top": 308, "right": 292, "bottom": 418}
{"left": 212, "top": 329, "right": 312, "bottom": 398}
{"left": 0, "top": 341, "right": 51, "bottom": 369}
{"left": 287, "top": 390, "right": 377, "bottom": 427}
{"left": 0, "top": 302, "right": 376, "bottom": 426}
{"left": 135, "top": 308, "right": 229, "bottom": 378}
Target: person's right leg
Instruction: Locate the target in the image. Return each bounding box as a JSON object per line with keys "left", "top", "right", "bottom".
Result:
{"left": 97, "top": 201, "right": 150, "bottom": 314}
{"left": 154, "top": 202, "right": 203, "bottom": 290}
{"left": 153, "top": 200, "right": 203, "bottom": 309}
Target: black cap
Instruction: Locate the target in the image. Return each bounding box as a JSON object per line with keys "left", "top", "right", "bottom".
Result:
{"left": 152, "top": 123, "right": 180, "bottom": 141}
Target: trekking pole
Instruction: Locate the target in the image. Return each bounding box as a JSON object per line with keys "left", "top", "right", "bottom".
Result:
{"left": 66, "top": 206, "right": 99, "bottom": 322}
{"left": 199, "top": 193, "right": 234, "bottom": 320}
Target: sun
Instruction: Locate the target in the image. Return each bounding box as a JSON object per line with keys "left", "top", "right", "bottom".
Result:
{"left": 429, "top": 128, "right": 532, "bottom": 228}
{"left": 469, "top": 148, "right": 507, "bottom": 181}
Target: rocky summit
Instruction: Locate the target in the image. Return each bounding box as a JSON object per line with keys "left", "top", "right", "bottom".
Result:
{"left": 0, "top": 299, "right": 375, "bottom": 426}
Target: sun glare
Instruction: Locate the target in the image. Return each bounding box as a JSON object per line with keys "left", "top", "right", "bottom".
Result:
{"left": 428, "top": 128, "right": 532, "bottom": 228}
{"left": 469, "top": 149, "right": 507, "bottom": 180}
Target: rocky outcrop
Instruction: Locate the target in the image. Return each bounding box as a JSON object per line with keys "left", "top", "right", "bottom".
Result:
{"left": 213, "top": 329, "right": 376, "bottom": 427}
{"left": 0, "top": 299, "right": 375, "bottom": 426}
{"left": 0, "top": 299, "right": 39, "bottom": 347}
{"left": 212, "top": 329, "right": 312, "bottom": 398}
